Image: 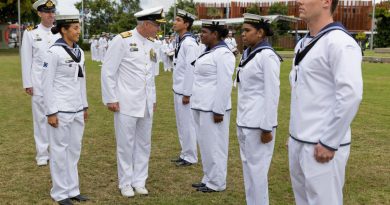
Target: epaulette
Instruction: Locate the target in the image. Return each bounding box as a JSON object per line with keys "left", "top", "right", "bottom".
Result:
{"left": 147, "top": 37, "right": 155, "bottom": 42}
{"left": 120, "top": 31, "right": 132, "bottom": 38}
{"left": 26, "top": 25, "right": 37, "bottom": 31}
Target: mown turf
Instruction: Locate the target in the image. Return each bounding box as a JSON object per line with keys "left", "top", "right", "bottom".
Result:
{"left": 0, "top": 51, "right": 388, "bottom": 205}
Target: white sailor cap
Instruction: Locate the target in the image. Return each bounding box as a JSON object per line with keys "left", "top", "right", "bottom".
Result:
{"left": 243, "top": 13, "right": 270, "bottom": 24}
{"left": 201, "top": 20, "right": 226, "bottom": 30}
{"left": 177, "top": 9, "right": 196, "bottom": 22}
{"left": 55, "top": 5, "right": 80, "bottom": 24}
{"left": 243, "top": 13, "right": 273, "bottom": 36}
{"left": 135, "top": 6, "right": 166, "bottom": 23}
{"left": 33, "top": 0, "right": 57, "bottom": 12}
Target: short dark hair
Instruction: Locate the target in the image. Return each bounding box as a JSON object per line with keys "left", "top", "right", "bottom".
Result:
{"left": 331, "top": 0, "right": 339, "bottom": 14}
{"left": 181, "top": 17, "right": 193, "bottom": 31}
{"left": 51, "top": 23, "right": 71, "bottom": 35}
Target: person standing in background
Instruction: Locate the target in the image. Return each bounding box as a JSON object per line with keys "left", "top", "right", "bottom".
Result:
{"left": 21, "top": 0, "right": 60, "bottom": 167}
{"left": 170, "top": 9, "right": 199, "bottom": 167}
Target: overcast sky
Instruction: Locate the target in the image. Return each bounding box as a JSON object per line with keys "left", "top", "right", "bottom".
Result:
{"left": 66, "top": 0, "right": 175, "bottom": 12}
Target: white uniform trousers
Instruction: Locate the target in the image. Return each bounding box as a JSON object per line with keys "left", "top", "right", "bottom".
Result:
{"left": 114, "top": 109, "right": 153, "bottom": 189}
{"left": 237, "top": 127, "right": 276, "bottom": 205}
{"left": 174, "top": 94, "right": 197, "bottom": 163}
{"left": 49, "top": 112, "right": 84, "bottom": 201}
{"left": 288, "top": 138, "right": 350, "bottom": 205}
{"left": 193, "top": 110, "right": 230, "bottom": 191}
{"left": 32, "top": 95, "right": 49, "bottom": 162}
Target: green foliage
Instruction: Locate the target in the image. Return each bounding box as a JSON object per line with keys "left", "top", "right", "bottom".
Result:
{"left": 206, "top": 7, "right": 221, "bottom": 19}
{"left": 356, "top": 32, "right": 367, "bottom": 41}
{"left": 0, "top": 0, "right": 39, "bottom": 24}
{"left": 268, "top": 3, "right": 290, "bottom": 35}
{"left": 165, "top": 0, "right": 197, "bottom": 34}
{"left": 75, "top": 0, "right": 140, "bottom": 36}
{"left": 246, "top": 4, "right": 261, "bottom": 15}
{"left": 374, "top": 6, "right": 390, "bottom": 47}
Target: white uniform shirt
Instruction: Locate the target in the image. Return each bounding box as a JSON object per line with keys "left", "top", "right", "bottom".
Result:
{"left": 224, "top": 37, "right": 237, "bottom": 52}
{"left": 191, "top": 42, "right": 235, "bottom": 115}
{"left": 101, "top": 29, "right": 157, "bottom": 118}
{"left": 173, "top": 33, "right": 199, "bottom": 96}
{"left": 237, "top": 42, "right": 281, "bottom": 132}
{"left": 21, "top": 24, "right": 60, "bottom": 96}
{"left": 289, "top": 27, "right": 363, "bottom": 150}
{"left": 99, "top": 37, "right": 108, "bottom": 49}
{"left": 42, "top": 39, "right": 88, "bottom": 116}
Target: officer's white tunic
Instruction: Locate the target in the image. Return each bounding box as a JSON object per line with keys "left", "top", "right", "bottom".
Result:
{"left": 153, "top": 39, "right": 162, "bottom": 76}
{"left": 101, "top": 29, "right": 156, "bottom": 189}
{"left": 236, "top": 41, "right": 281, "bottom": 205}
{"left": 172, "top": 33, "right": 199, "bottom": 163}
{"left": 42, "top": 39, "right": 88, "bottom": 201}
{"left": 21, "top": 24, "right": 60, "bottom": 162}
{"left": 191, "top": 41, "right": 235, "bottom": 191}
{"left": 289, "top": 23, "right": 363, "bottom": 205}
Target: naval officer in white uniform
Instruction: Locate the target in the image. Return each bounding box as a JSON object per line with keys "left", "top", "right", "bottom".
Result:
{"left": 21, "top": 0, "right": 60, "bottom": 166}
{"left": 236, "top": 13, "right": 282, "bottom": 205}
{"left": 42, "top": 6, "right": 89, "bottom": 205}
{"left": 288, "top": 0, "right": 363, "bottom": 204}
{"left": 191, "top": 20, "right": 235, "bottom": 193}
{"left": 101, "top": 7, "right": 165, "bottom": 198}
{"left": 171, "top": 9, "right": 199, "bottom": 166}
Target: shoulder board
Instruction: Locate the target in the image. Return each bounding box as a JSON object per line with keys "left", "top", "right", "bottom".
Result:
{"left": 120, "top": 31, "right": 132, "bottom": 38}
{"left": 26, "top": 25, "right": 37, "bottom": 31}
{"left": 147, "top": 37, "right": 155, "bottom": 42}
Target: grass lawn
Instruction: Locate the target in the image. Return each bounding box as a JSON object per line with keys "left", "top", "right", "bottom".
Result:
{"left": 0, "top": 51, "right": 389, "bottom": 204}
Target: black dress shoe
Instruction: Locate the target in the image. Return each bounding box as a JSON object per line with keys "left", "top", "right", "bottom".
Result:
{"left": 176, "top": 159, "right": 193, "bottom": 167}
{"left": 191, "top": 182, "right": 206, "bottom": 188}
{"left": 70, "top": 194, "right": 89, "bottom": 202}
{"left": 196, "top": 186, "right": 217, "bottom": 193}
{"left": 171, "top": 157, "right": 184, "bottom": 163}
{"left": 58, "top": 198, "right": 73, "bottom": 205}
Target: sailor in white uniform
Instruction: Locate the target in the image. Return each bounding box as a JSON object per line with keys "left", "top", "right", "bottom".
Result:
{"left": 191, "top": 20, "right": 235, "bottom": 193}
{"left": 42, "top": 7, "right": 89, "bottom": 205}
{"left": 90, "top": 35, "right": 98, "bottom": 61}
{"left": 288, "top": 0, "right": 363, "bottom": 204}
{"left": 98, "top": 33, "right": 108, "bottom": 62}
{"left": 101, "top": 6, "right": 165, "bottom": 198}
{"left": 224, "top": 30, "right": 238, "bottom": 54}
{"left": 152, "top": 36, "right": 162, "bottom": 76}
{"left": 170, "top": 9, "right": 199, "bottom": 166}
{"left": 21, "top": 0, "right": 60, "bottom": 166}
{"left": 236, "top": 13, "right": 282, "bottom": 205}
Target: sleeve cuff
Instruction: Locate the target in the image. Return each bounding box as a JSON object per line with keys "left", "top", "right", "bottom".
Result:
{"left": 319, "top": 140, "right": 338, "bottom": 151}
{"left": 212, "top": 112, "right": 224, "bottom": 116}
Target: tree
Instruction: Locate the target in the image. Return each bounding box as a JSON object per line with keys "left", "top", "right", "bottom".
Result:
{"left": 0, "top": 0, "right": 39, "bottom": 24}
{"left": 75, "top": 0, "right": 140, "bottom": 36}
{"left": 268, "top": 2, "right": 290, "bottom": 35}
{"left": 165, "top": 0, "right": 197, "bottom": 34}
{"left": 374, "top": 6, "right": 390, "bottom": 47}
{"left": 246, "top": 4, "right": 261, "bottom": 15}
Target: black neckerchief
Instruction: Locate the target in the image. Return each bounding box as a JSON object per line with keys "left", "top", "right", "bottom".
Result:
{"left": 238, "top": 40, "right": 282, "bottom": 68}
{"left": 294, "top": 22, "right": 351, "bottom": 67}
{"left": 236, "top": 40, "right": 282, "bottom": 83}
{"left": 191, "top": 41, "right": 230, "bottom": 66}
{"left": 52, "top": 38, "right": 84, "bottom": 77}
{"left": 175, "top": 32, "right": 198, "bottom": 58}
